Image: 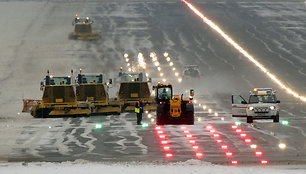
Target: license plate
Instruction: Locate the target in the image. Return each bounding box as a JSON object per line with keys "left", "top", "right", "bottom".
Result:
{"left": 258, "top": 113, "right": 265, "bottom": 116}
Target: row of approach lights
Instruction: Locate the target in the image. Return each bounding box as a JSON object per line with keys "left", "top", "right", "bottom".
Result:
{"left": 187, "top": 96, "right": 222, "bottom": 122}
{"left": 123, "top": 53, "right": 148, "bottom": 72}
{"left": 205, "top": 124, "right": 237, "bottom": 165}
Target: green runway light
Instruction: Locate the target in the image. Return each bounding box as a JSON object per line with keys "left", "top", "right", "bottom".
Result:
{"left": 235, "top": 121, "right": 241, "bottom": 126}
{"left": 281, "top": 120, "right": 289, "bottom": 125}
{"left": 142, "top": 123, "right": 149, "bottom": 128}
{"left": 95, "top": 123, "right": 103, "bottom": 129}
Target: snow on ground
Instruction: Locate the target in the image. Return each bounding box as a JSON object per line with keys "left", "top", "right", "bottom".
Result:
{"left": 0, "top": 160, "right": 305, "bottom": 174}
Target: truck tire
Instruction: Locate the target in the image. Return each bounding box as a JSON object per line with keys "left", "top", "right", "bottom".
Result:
{"left": 273, "top": 113, "right": 279, "bottom": 123}
{"left": 247, "top": 116, "right": 253, "bottom": 123}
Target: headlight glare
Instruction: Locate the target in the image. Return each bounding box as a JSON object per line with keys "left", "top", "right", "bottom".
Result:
{"left": 248, "top": 106, "right": 254, "bottom": 111}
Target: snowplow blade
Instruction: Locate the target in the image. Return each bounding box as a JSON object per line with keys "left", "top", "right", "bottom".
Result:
{"left": 123, "top": 103, "right": 156, "bottom": 112}
{"left": 68, "top": 33, "right": 100, "bottom": 40}
{"left": 22, "top": 99, "right": 41, "bottom": 113}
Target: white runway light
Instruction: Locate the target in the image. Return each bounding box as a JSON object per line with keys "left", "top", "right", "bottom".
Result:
{"left": 279, "top": 143, "right": 286, "bottom": 149}
{"left": 182, "top": 0, "right": 306, "bottom": 102}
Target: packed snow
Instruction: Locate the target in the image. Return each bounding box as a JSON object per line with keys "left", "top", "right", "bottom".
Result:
{"left": 1, "top": 160, "right": 306, "bottom": 174}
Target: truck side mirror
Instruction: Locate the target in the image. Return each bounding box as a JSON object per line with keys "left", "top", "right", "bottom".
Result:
{"left": 276, "top": 100, "right": 280, "bottom": 103}
{"left": 148, "top": 77, "right": 152, "bottom": 83}
{"left": 241, "top": 101, "right": 247, "bottom": 104}
{"left": 152, "top": 86, "right": 156, "bottom": 90}
{"left": 40, "top": 81, "right": 44, "bottom": 91}
{"left": 109, "top": 79, "right": 112, "bottom": 85}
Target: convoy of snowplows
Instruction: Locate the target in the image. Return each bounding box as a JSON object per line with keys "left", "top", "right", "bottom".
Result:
{"left": 22, "top": 15, "right": 281, "bottom": 125}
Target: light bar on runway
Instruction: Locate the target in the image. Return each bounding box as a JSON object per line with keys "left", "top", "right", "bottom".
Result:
{"left": 261, "top": 160, "right": 268, "bottom": 165}
{"left": 181, "top": 0, "right": 306, "bottom": 102}
{"left": 231, "top": 160, "right": 238, "bottom": 165}
{"left": 166, "top": 153, "right": 173, "bottom": 158}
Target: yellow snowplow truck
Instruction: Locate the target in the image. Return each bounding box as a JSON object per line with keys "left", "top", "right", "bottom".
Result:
{"left": 154, "top": 83, "right": 194, "bottom": 125}
{"left": 23, "top": 71, "right": 91, "bottom": 118}
{"left": 117, "top": 81, "right": 156, "bottom": 112}
{"left": 76, "top": 71, "right": 121, "bottom": 115}
{"left": 68, "top": 15, "right": 99, "bottom": 40}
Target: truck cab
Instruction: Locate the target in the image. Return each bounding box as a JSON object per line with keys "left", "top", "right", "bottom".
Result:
{"left": 232, "top": 88, "right": 280, "bottom": 123}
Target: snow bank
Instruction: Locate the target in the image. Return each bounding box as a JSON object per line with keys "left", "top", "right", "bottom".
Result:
{"left": 0, "top": 160, "right": 305, "bottom": 174}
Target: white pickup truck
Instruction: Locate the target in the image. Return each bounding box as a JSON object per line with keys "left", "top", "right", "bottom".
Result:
{"left": 232, "top": 88, "right": 280, "bottom": 123}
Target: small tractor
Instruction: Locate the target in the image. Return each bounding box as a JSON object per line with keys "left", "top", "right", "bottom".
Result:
{"left": 154, "top": 83, "right": 194, "bottom": 125}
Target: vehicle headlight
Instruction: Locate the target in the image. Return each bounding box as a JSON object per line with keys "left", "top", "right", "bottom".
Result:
{"left": 269, "top": 106, "right": 276, "bottom": 110}
{"left": 248, "top": 106, "right": 254, "bottom": 111}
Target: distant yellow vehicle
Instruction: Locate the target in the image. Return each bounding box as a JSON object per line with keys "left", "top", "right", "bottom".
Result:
{"left": 23, "top": 70, "right": 91, "bottom": 118}
{"left": 68, "top": 15, "right": 100, "bottom": 40}
{"left": 76, "top": 71, "right": 121, "bottom": 115}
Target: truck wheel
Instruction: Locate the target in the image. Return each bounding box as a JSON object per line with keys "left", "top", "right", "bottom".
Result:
{"left": 273, "top": 113, "right": 279, "bottom": 123}
{"left": 247, "top": 116, "right": 253, "bottom": 123}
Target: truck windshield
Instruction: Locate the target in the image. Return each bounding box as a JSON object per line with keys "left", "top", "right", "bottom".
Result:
{"left": 121, "top": 74, "right": 142, "bottom": 82}
{"left": 249, "top": 95, "right": 277, "bottom": 103}
{"left": 157, "top": 87, "right": 172, "bottom": 100}
{"left": 81, "top": 75, "right": 102, "bottom": 84}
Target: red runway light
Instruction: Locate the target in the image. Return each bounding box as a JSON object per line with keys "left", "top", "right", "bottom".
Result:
{"left": 186, "top": 134, "right": 193, "bottom": 138}
{"left": 159, "top": 135, "right": 166, "bottom": 139}
{"left": 161, "top": 140, "right": 168, "bottom": 145}
{"left": 184, "top": 130, "right": 190, "bottom": 134}
{"left": 166, "top": 153, "right": 173, "bottom": 158}
{"left": 206, "top": 125, "right": 212, "bottom": 129}
{"left": 196, "top": 152, "right": 203, "bottom": 158}
{"left": 210, "top": 129, "right": 216, "bottom": 133}
{"left": 245, "top": 138, "right": 252, "bottom": 143}
{"left": 216, "top": 139, "right": 222, "bottom": 143}
{"left": 192, "top": 145, "right": 199, "bottom": 150}
{"left": 261, "top": 160, "right": 268, "bottom": 165}
{"left": 221, "top": 145, "right": 228, "bottom": 149}
{"left": 226, "top": 151, "right": 233, "bottom": 157}
{"left": 231, "top": 125, "right": 238, "bottom": 129}
{"left": 231, "top": 160, "right": 238, "bottom": 165}
{"left": 236, "top": 129, "right": 242, "bottom": 133}
{"left": 157, "top": 130, "right": 164, "bottom": 134}
{"left": 213, "top": 133, "right": 220, "bottom": 137}
{"left": 163, "top": 146, "right": 170, "bottom": 150}
{"left": 240, "top": 133, "right": 247, "bottom": 137}
{"left": 255, "top": 151, "right": 263, "bottom": 156}
{"left": 155, "top": 126, "right": 161, "bottom": 130}
{"left": 189, "top": 140, "right": 196, "bottom": 144}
